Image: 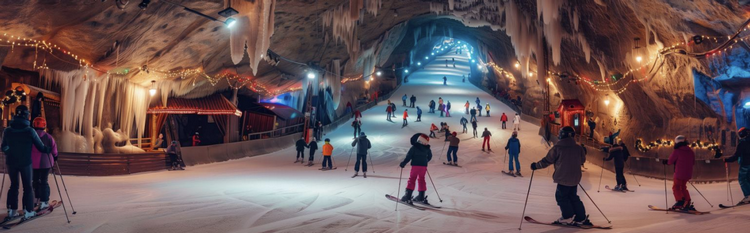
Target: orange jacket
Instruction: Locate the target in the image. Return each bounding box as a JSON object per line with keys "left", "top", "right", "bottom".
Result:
{"left": 322, "top": 143, "right": 333, "bottom": 156}
{"left": 430, "top": 124, "right": 438, "bottom": 131}
{"left": 403, "top": 111, "right": 409, "bottom": 119}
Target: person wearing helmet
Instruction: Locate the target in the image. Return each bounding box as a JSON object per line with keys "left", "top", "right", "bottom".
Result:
{"left": 505, "top": 131, "right": 522, "bottom": 176}
{"left": 662, "top": 135, "right": 695, "bottom": 211}
{"left": 30, "top": 117, "right": 58, "bottom": 211}
{"left": 400, "top": 133, "right": 433, "bottom": 204}
{"left": 530, "top": 126, "right": 592, "bottom": 227}
{"left": 724, "top": 127, "right": 750, "bottom": 204}
{"left": 351, "top": 132, "right": 371, "bottom": 178}
{"left": 321, "top": 138, "right": 334, "bottom": 170}
{"left": 1, "top": 106, "right": 51, "bottom": 220}
{"left": 192, "top": 132, "right": 201, "bottom": 146}
{"left": 605, "top": 139, "right": 630, "bottom": 191}
{"left": 447, "top": 132, "right": 460, "bottom": 166}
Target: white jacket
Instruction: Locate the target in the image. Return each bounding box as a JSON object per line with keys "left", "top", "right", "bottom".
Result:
{"left": 513, "top": 115, "right": 521, "bottom": 124}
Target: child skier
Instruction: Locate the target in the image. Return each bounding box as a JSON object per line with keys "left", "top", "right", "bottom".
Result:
{"left": 460, "top": 116, "right": 468, "bottom": 133}
{"left": 663, "top": 135, "right": 696, "bottom": 210}
{"left": 481, "top": 127, "right": 492, "bottom": 152}
{"left": 351, "top": 132, "right": 372, "bottom": 178}
{"left": 604, "top": 140, "right": 630, "bottom": 191}
{"left": 399, "top": 133, "right": 434, "bottom": 205}
{"left": 403, "top": 109, "right": 409, "bottom": 127}
{"left": 322, "top": 138, "right": 334, "bottom": 170}
{"left": 447, "top": 132, "right": 460, "bottom": 165}
{"left": 724, "top": 127, "right": 750, "bottom": 204}
{"left": 429, "top": 123, "right": 439, "bottom": 138}
{"left": 505, "top": 131, "right": 521, "bottom": 176}
{"left": 513, "top": 113, "right": 521, "bottom": 131}
{"left": 530, "top": 126, "right": 592, "bottom": 227}
{"left": 307, "top": 138, "right": 318, "bottom": 166}
{"left": 501, "top": 113, "right": 508, "bottom": 129}
{"left": 416, "top": 106, "right": 423, "bottom": 122}
{"left": 30, "top": 117, "right": 58, "bottom": 210}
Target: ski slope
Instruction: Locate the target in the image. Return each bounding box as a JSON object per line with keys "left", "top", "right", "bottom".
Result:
{"left": 10, "top": 48, "right": 750, "bottom": 233}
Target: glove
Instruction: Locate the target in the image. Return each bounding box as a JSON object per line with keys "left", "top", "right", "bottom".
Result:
{"left": 54, "top": 156, "right": 58, "bottom": 161}
{"left": 530, "top": 162, "right": 538, "bottom": 170}
{"left": 399, "top": 163, "right": 405, "bottom": 168}
{"left": 661, "top": 159, "right": 668, "bottom": 165}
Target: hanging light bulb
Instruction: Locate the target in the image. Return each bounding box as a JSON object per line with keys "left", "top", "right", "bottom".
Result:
{"left": 417, "top": 62, "right": 421, "bottom": 66}
{"left": 376, "top": 71, "right": 382, "bottom": 76}
{"left": 604, "top": 98, "right": 610, "bottom": 106}
{"left": 635, "top": 56, "right": 642, "bottom": 63}
{"left": 307, "top": 72, "right": 316, "bottom": 79}
{"left": 149, "top": 80, "right": 157, "bottom": 96}
{"left": 514, "top": 63, "right": 520, "bottom": 68}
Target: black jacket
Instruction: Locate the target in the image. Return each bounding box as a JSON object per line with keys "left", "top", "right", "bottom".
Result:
{"left": 308, "top": 141, "right": 318, "bottom": 151}
{"left": 604, "top": 144, "right": 629, "bottom": 168}
{"left": 1, "top": 117, "right": 50, "bottom": 167}
{"left": 401, "top": 133, "right": 433, "bottom": 167}
{"left": 727, "top": 138, "right": 750, "bottom": 166}
{"left": 482, "top": 130, "right": 492, "bottom": 138}
{"left": 352, "top": 135, "right": 371, "bottom": 155}
{"left": 296, "top": 139, "right": 306, "bottom": 151}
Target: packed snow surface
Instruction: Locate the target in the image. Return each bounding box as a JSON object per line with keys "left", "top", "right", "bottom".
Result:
{"left": 9, "top": 48, "right": 750, "bottom": 233}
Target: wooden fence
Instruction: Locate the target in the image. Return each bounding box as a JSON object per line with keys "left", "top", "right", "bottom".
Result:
{"left": 0, "top": 152, "right": 168, "bottom": 176}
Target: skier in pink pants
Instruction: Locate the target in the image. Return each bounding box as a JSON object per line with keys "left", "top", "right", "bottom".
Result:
{"left": 400, "top": 133, "right": 433, "bottom": 205}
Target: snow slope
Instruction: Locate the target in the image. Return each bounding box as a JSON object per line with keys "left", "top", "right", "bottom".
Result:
{"left": 8, "top": 48, "right": 750, "bottom": 233}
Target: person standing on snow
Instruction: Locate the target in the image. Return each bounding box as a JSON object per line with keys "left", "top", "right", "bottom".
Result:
{"left": 530, "top": 126, "right": 593, "bottom": 227}
{"left": 475, "top": 97, "right": 480, "bottom": 108}
{"left": 410, "top": 95, "right": 417, "bottom": 108}
{"left": 429, "top": 123, "right": 439, "bottom": 138}
{"left": 447, "top": 132, "right": 460, "bottom": 166}
{"left": 166, "top": 141, "right": 182, "bottom": 170}
{"left": 460, "top": 116, "right": 468, "bottom": 133}
{"left": 399, "top": 133, "right": 434, "bottom": 205}
{"left": 500, "top": 113, "right": 508, "bottom": 129}
{"left": 438, "top": 97, "right": 444, "bottom": 106}
{"left": 470, "top": 107, "right": 477, "bottom": 122}
{"left": 389, "top": 103, "right": 396, "bottom": 118}
{"left": 416, "top": 107, "right": 423, "bottom": 122}
{"left": 464, "top": 101, "right": 470, "bottom": 114}
{"left": 30, "top": 117, "right": 58, "bottom": 211}
{"left": 481, "top": 128, "right": 492, "bottom": 152}
{"left": 351, "top": 132, "right": 372, "bottom": 178}
{"left": 352, "top": 119, "right": 362, "bottom": 139}
{"left": 443, "top": 76, "right": 447, "bottom": 85}
{"left": 307, "top": 138, "right": 319, "bottom": 166}
{"left": 588, "top": 118, "right": 597, "bottom": 138}
{"left": 321, "top": 138, "right": 334, "bottom": 170}
{"left": 723, "top": 127, "right": 750, "bottom": 204}
{"left": 192, "top": 132, "right": 201, "bottom": 146}
{"left": 463, "top": 75, "right": 466, "bottom": 83}
{"left": 2, "top": 106, "right": 51, "bottom": 220}
{"left": 485, "top": 103, "right": 491, "bottom": 117}
{"left": 403, "top": 109, "right": 409, "bottom": 127}
{"left": 663, "top": 135, "right": 696, "bottom": 211}
{"left": 477, "top": 106, "right": 482, "bottom": 117}
{"left": 604, "top": 139, "right": 630, "bottom": 191}
{"left": 513, "top": 113, "right": 521, "bottom": 131}
{"left": 505, "top": 131, "right": 522, "bottom": 176}
{"left": 439, "top": 103, "right": 445, "bottom": 117}
{"left": 471, "top": 118, "right": 478, "bottom": 138}
{"left": 446, "top": 101, "right": 452, "bottom": 117}
{"left": 386, "top": 104, "right": 393, "bottom": 121}
{"left": 402, "top": 94, "right": 408, "bottom": 107}
{"left": 428, "top": 100, "right": 435, "bottom": 113}
{"left": 295, "top": 137, "right": 307, "bottom": 163}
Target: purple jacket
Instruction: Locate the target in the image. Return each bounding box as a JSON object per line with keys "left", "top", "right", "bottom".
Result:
{"left": 668, "top": 145, "right": 695, "bottom": 180}
{"left": 31, "top": 130, "right": 58, "bottom": 169}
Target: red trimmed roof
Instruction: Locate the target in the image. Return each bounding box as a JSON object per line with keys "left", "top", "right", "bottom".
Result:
{"left": 148, "top": 94, "right": 241, "bottom": 116}
{"left": 558, "top": 99, "right": 585, "bottom": 111}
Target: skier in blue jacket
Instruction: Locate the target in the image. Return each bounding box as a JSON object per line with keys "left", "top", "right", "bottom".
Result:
{"left": 505, "top": 131, "right": 522, "bottom": 176}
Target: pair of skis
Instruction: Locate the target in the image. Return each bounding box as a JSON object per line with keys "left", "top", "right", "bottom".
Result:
{"left": 647, "top": 205, "right": 710, "bottom": 215}
{"left": 384, "top": 194, "right": 441, "bottom": 211}
{"left": 501, "top": 171, "right": 523, "bottom": 177}
{"left": 523, "top": 216, "right": 612, "bottom": 230}
{"left": 318, "top": 167, "right": 337, "bottom": 171}
{"left": 442, "top": 162, "right": 462, "bottom": 167}
{"left": 604, "top": 185, "right": 634, "bottom": 193}
{"left": 1, "top": 200, "right": 62, "bottom": 229}
{"left": 719, "top": 202, "right": 750, "bottom": 209}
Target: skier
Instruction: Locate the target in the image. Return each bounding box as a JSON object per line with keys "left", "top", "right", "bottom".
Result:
{"left": 295, "top": 137, "right": 306, "bottom": 163}
{"left": 505, "top": 131, "right": 522, "bottom": 176}
{"left": 429, "top": 100, "right": 435, "bottom": 113}
{"left": 443, "top": 76, "right": 447, "bottom": 85}
{"left": 399, "top": 133, "right": 434, "bottom": 204}
{"left": 354, "top": 109, "right": 363, "bottom": 121}
{"left": 316, "top": 121, "right": 323, "bottom": 140}
{"left": 416, "top": 106, "right": 423, "bottom": 122}
{"left": 464, "top": 101, "right": 470, "bottom": 114}
{"left": 410, "top": 95, "right": 416, "bottom": 108}
{"left": 444, "top": 126, "right": 452, "bottom": 141}
{"left": 351, "top": 132, "right": 372, "bottom": 178}
{"left": 429, "top": 123, "right": 439, "bottom": 138}
{"left": 446, "top": 101, "right": 452, "bottom": 117}
{"left": 485, "top": 103, "right": 491, "bottom": 117}
{"left": 460, "top": 116, "right": 468, "bottom": 133}
{"left": 501, "top": 113, "right": 508, "bottom": 129}
{"left": 470, "top": 107, "right": 477, "bottom": 122}
{"left": 439, "top": 103, "right": 445, "bottom": 117}
{"left": 530, "top": 126, "right": 593, "bottom": 227}
{"left": 513, "top": 113, "right": 521, "bottom": 131}
{"left": 475, "top": 97, "right": 480, "bottom": 107}
{"left": 477, "top": 106, "right": 482, "bottom": 117}
{"left": 1, "top": 106, "right": 51, "bottom": 220}
{"left": 386, "top": 104, "right": 393, "bottom": 121}
{"left": 447, "top": 132, "right": 460, "bottom": 165}
{"left": 471, "top": 118, "right": 478, "bottom": 138}
{"left": 588, "top": 118, "right": 596, "bottom": 138}
{"left": 724, "top": 127, "right": 750, "bottom": 204}
{"left": 662, "top": 135, "right": 696, "bottom": 211}
{"left": 438, "top": 97, "right": 443, "bottom": 106}
{"left": 402, "top": 94, "right": 408, "bottom": 107}
{"left": 166, "top": 141, "right": 181, "bottom": 170}
{"left": 402, "top": 109, "right": 409, "bottom": 127}
{"left": 30, "top": 117, "right": 58, "bottom": 210}
{"left": 445, "top": 59, "right": 448, "bottom": 67}
{"left": 462, "top": 75, "right": 466, "bottom": 83}
{"left": 352, "top": 119, "right": 362, "bottom": 139}
{"left": 307, "top": 138, "right": 318, "bottom": 166}
{"left": 604, "top": 139, "right": 630, "bottom": 191}
{"left": 389, "top": 103, "right": 396, "bottom": 118}
{"left": 321, "top": 138, "right": 334, "bottom": 170}
{"left": 192, "top": 132, "right": 201, "bottom": 146}
{"left": 481, "top": 128, "right": 492, "bottom": 152}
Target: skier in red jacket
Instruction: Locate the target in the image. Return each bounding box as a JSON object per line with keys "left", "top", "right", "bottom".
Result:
{"left": 663, "top": 135, "right": 696, "bottom": 211}
{"left": 500, "top": 113, "right": 508, "bottom": 129}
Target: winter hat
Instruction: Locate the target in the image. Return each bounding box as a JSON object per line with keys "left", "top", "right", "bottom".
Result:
{"left": 360, "top": 132, "right": 366, "bottom": 136}
{"left": 512, "top": 131, "right": 518, "bottom": 137}
{"left": 452, "top": 132, "right": 457, "bottom": 137}
{"left": 32, "top": 117, "right": 47, "bottom": 129}
{"left": 324, "top": 138, "right": 330, "bottom": 142}
{"left": 417, "top": 134, "right": 430, "bottom": 145}
{"left": 675, "top": 135, "right": 686, "bottom": 143}
{"left": 739, "top": 127, "right": 748, "bottom": 138}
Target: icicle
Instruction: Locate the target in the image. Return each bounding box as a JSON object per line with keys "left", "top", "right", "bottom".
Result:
{"left": 230, "top": 0, "right": 277, "bottom": 75}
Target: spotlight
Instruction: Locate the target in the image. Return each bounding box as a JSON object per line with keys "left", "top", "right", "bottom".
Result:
{"left": 376, "top": 71, "right": 382, "bottom": 76}
{"left": 218, "top": 7, "right": 239, "bottom": 18}
{"left": 529, "top": 72, "right": 533, "bottom": 77}
{"left": 417, "top": 62, "right": 421, "bottom": 66}
{"left": 139, "top": 0, "right": 150, "bottom": 10}
{"left": 224, "top": 18, "right": 236, "bottom": 28}
{"left": 745, "top": 102, "right": 750, "bottom": 109}
{"left": 307, "top": 72, "right": 316, "bottom": 79}
{"left": 404, "top": 69, "right": 409, "bottom": 73}
{"left": 604, "top": 98, "right": 610, "bottom": 106}
{"left": 514, "top": 63, "right": 520, "bottom": 68}
{"left": 149, "top": 80, "right": 156, "bottom": 96}
{"left": 425, "top": 56, "right": 429, "bottom": 60}
{"left": 471, "top": 59, "right": 475, "bottom": 63}
{"left": 635, "top": 56, "right": 642, "bottom": 63}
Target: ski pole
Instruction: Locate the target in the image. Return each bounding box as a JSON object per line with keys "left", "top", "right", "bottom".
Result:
{"left": 578, "top": 183, "right": 611, "bottom": 223}
{"left": 52, "top": 167, "right": 71, "bottom": 223}
{"left": 519, "top": 170, "right": 535, "bottom": 230}
{"left": 426, "top": 169, "right": 443, "bottom": 202}
{"left": 55, "top": 163, "right": 77, "bottom": 214}
{"left": 597, "top": 158, "right": 605, "bottom": 192}
{"left": 345, "top": 147, "right": 354, "bottom": 171}
{"left": 726, "top": 163, "right": 734, "bottom": 205}
{"left": 368, "top": 152, "right": 375, "bottom": 173}
{"left": 663, "top": 162, "right": 669, "bottom": 214}
{"left": 503, "top": 149, "right": 508, "bottom": 171}
{"left": 628, "top": 161, "right": 641, "bottom": 187}
{"left": 396, "top": 167, "right": 403, "bottom": 211}
{"left": 689, "top": 182, "right": 713, "bottom": 207}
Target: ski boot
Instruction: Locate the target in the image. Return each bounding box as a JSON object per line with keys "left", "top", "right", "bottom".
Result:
{"left": 515, "top": 171, "right": 522, "bottom": 176}
{"left": 352, "top": 172, "right": 358, "bottom": 178}
{"left": 553, "top": 216, "right": 574, "bottom": 225}
{"left": 613, "top": 185, "right": 622, "bottom": 191}
{"left": 740, "top": 195, "right": 750, "bottom": 204}
{"left": 621, "top": 184, "right": 630, "bottom": 191}
{"left": 39, "top": 201, "right": 49, "bottom": 210}
{"left": 412, "top": 191, "right": 430, "bottom": 205}
{"left": 683, "top": 202, "right": 697, "bottom": 211}
{"left": 400, "top": 189, "right": 414, "bottom": 204}
{"left": 22, "top": 211, "right": 35, "bottom": 220}
{"left": 307, "top": 161, "right": 314, "bottom": 166}
{"left": 670, "top": 200, "right": 685, "bottom": 211}
{"left": 482, "top": 149, "right": 486, "bottom": 152}
{"left": 572, "top": 215, "right": 594, "bottom": 228}
{"left": 363, "top": 172, "right": 367, "bottom": 178}
{"left": 5, "top": 210, "right": 18, "bottom": 221}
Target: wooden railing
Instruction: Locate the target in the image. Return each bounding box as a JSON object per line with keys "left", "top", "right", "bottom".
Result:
{"left": 0, "top": 152, "right": 168, "bottom": 176}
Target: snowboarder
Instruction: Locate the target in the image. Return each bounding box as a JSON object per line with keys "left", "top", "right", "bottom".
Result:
{"left": 481, "top": 128, "right": 492, "bottom": 152}
{"left": 322, "top": 138, "right": 334, "bottom": 170}
{"left": 352, "top": 119, "right": 362, "bottom": 139}
{"left": 1, "top": 106, "right": 51, "bottom": 220}
{"left": 724, "top": 127, "right": 750, "bottom": 204}
{"left": 530, "top": 126, "right": 592, "bottom": 227}
{"left": 399, "top": 133, "right": 434, "bottom": 205}
{"left": 446, "top": 101, "right": 452, "bottom": 117}
{"left": 352, "top": 132, "right": 372, "bottom": 178}
{"left": 429, "top": 100, "right": 435, "bottom": 113}
{"left": 460, "top": 116, "right": 468, "bottom": 133}
{"left": 416, "top": 107, "right": 423, "bottom": 122}
{"left": 403, "top": 109, "right": 409, "bottom": 127}
{"left": 307, "top": 138, "right": 318, "bottom": 166}
{"left": 166, "top": 141, "right": 181, "bottom": 170}
{"left": 470, "top": 107, "right": 477, "bottom": 122}
{"left": 295, "top": 137, "right": 306, "bottom": 162}
{"left": 439, "top": 103, "right": 445, "bottom": 117}
{"left": 447, "top": 132, "right": 460, "bottom": 165}
{"left": 464, "top": 101, "right": 470, "bottom": 114}
{"left": 471, "top": 118, "right": 478, "bottom": 138}
{"left": 402, "top": 94, "right": 408, "bottom": 107}
{"left": 192, "top": 132, "right": 201, "bottom": 146}
{"left": 386, "top": 104, "right": 393, "bottom": 121}
{"left": 485, "top": 103, "right": 490, "bottom": 117}
{"left": 429, "top": 123, "right": 439, "bottom": 138}
{"left": 604, "top": 139, "right": 630, "bottom": 191}
{"left": 513, "top": 113, "right": 521, "bottom": 131}
{"left": 505, "top": 131, "right": 522, "bottom": 176}
{"left": 500, "top": 113, "right": 508, "bottom": 129}
{"left": 30, "top": 117, "right": 58, "bottom": 210}
{"left": 410, "top": 95, "right": 416, "bottom": 108}
{"left": 663, "top": 135, "right": 696, "bottom": 211}
{"left": 443, "top": 76, "right": 447, "bottom": 85}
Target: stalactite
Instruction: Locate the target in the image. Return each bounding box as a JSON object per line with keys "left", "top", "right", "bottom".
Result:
{"left": 230, "top": 0, "right": 276, "bottom": 75}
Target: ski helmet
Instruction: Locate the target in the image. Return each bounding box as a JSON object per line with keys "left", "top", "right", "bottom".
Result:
{"left": 452, "top": 132, "right": 457, "bottom": 137}
{"left": 512, "top": 131, "right": 518, "bottom": 137}
{"left": 558, "top": 126, "right": 575, "bottom": 139}
{"left": 324, "top": 138, "right": 330, "bottom": 142}
{"left": 32, "top": 117, "right": 47, "bottom": 129}
{"left": 739, "top": 127, "right": 748, "bottom": 139}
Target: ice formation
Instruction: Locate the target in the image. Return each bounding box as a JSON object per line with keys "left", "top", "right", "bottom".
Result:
{"left": 229, "top": 0, "right": 276, "bottom": 75}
